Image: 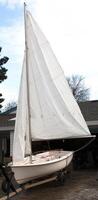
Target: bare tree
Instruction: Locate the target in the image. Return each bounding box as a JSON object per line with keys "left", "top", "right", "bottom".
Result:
{"left": 4, "top": 101, "right": 17, "bottom": 112}
{"left": 0, "top": 47, "right": 9, "bottom": 109}
{"left": 66, "top": 75, "right": 90, "bottom": 102}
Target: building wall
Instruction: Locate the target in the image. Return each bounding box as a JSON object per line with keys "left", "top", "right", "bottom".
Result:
{"left": 10, "top": 131, "right": 14, "bottom": 157}
{"left": 0, "top": 131, "right": 10, "bottom": 161}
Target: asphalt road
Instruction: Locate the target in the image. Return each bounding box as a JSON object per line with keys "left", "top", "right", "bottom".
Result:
{"left": 8, "top": 169, "right": 98, "bottom": 200}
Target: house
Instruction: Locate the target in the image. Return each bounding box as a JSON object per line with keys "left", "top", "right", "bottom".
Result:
{"left": 0, "top": 107, "right": 16, "bottom": 160}
{"left": 79, "top": 100, "right": 98, "bottom": 135}
{"left": 0, "top": 100, "right": 98, "bottom": 166}
{"left": 78, "top": 100, "right": 98, "bottom": 168}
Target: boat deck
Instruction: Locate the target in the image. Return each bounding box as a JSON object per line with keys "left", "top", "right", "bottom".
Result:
{"left": 11, "top": 150, "right": 73, "bottom": 166}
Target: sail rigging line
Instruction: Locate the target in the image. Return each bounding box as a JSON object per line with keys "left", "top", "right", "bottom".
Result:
{"left": 24, "top": 2, "right": 32, "bottom": 162}
{"left": 47, "top": 140, "right": 51, "bottom": 150}
{"left": 74, "top": 136, "right": 95, "bottom": 153}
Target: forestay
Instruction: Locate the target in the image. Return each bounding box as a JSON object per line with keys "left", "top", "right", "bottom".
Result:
{"left": 13, "top": 11, "right": 90, "bottom": 162}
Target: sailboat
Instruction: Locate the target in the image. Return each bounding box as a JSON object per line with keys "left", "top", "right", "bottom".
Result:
{"left": 9, "top": 3, "right": 91, "bottom": 184}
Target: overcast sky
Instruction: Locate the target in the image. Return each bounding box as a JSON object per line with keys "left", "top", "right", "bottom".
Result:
{"left": 0, "top": 0, "right": 98, "bottom": 107}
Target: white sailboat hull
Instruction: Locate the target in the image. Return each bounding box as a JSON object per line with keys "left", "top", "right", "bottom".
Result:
{"left": 10, "top": 150, "right": 73, "bottom": 184}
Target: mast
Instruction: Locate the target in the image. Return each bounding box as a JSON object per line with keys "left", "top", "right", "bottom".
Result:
{"left": 24, "top": 2, "right": 32, "bottom": 162}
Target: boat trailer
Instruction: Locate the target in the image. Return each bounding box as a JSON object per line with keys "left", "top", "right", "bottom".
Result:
{"left": 0, "top": 162, "right": 19, "bottom": 199}
{"left": 0, "top": 162, "right": 70, "bottom": 199}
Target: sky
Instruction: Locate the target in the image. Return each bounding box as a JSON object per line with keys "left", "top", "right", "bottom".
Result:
{"left": 0, "top": 0, "right": 98, "bottom": 107}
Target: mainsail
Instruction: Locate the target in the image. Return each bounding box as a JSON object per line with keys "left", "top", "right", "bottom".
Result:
{"left": 13, "top": 10, "right": 90, "bottom": 162}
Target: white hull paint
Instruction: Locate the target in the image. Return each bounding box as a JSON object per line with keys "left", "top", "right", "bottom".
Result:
{"left": 10, "top": 150, "right": 73, "bottom": 184}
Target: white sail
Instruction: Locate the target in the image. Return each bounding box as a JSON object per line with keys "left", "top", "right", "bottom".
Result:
{"left": 13, "top": 55, "right": 31, "bottom": 162}
{"left": 13, "top": 11, "right": 90, "bottom": 162}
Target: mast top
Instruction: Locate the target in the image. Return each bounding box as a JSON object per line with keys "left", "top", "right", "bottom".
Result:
{"left": 24, "top": 1, "right": 27, "bottom": 8}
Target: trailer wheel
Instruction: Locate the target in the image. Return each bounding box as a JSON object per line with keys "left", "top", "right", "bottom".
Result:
{"left": 56, "top": 171, "right": 66, "bottom": 186}
{"left": 2, "top": 180, "right": 9, "bottom": 193}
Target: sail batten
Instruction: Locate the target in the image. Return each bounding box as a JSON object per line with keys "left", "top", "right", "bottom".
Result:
{"left": 13, "top": 10, "right": 90, "bottom": 163}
